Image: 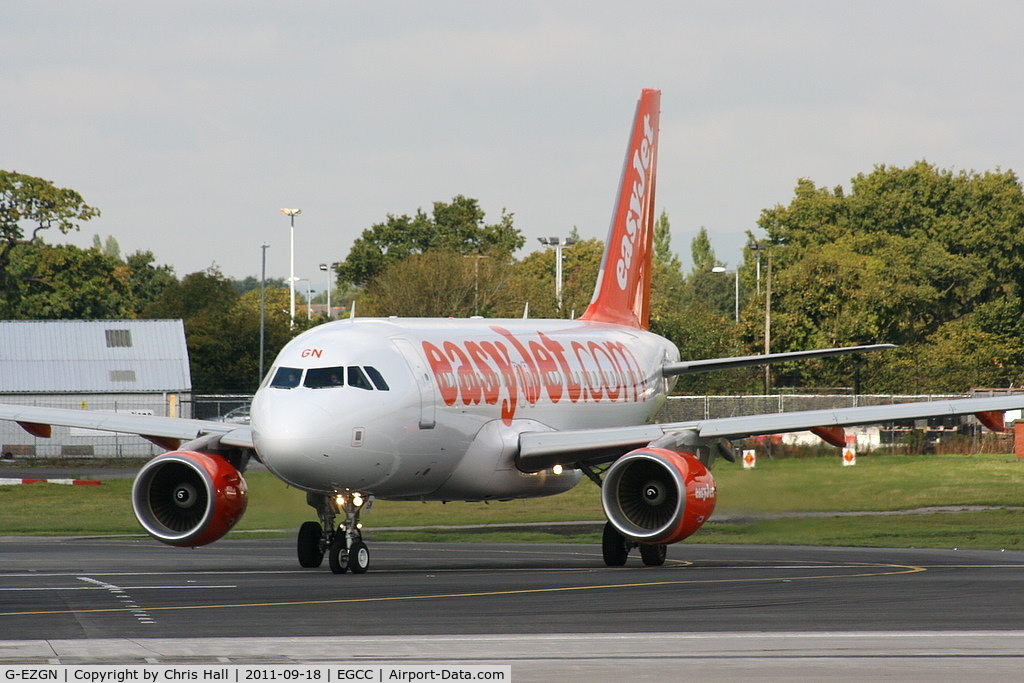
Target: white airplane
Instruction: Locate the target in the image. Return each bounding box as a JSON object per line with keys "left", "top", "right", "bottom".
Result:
{"left": 3, "top": 89, "right": 1023, "bottom": 574}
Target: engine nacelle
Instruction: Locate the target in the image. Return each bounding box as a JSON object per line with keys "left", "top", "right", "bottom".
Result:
{"left": 132, "top": 451, "right": 248, "bottom": 547}
{"left": 601, "top": 447, "right": 716, "bottom": 544}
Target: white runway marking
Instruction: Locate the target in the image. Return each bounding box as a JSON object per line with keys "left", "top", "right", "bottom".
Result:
{"left": 76, "top": 576, "right": 157, "bottom": 626}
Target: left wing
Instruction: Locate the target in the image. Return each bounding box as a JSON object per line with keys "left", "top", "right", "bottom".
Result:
{"left": 662, "top": 344, "right": 895, "bottom": 376}
{"left": 0, "top": 403, "right": 253, "bottom": 451}
{"left": 517, "top": 394, "right": 1024, "bottom": 471}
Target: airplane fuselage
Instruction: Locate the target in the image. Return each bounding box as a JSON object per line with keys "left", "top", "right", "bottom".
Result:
{"left": 251, "top": 317, "right": 679, "bottom": 500}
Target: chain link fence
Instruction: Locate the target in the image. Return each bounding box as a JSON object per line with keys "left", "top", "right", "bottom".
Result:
{"left": 656, "top": 393, "right": 974, "bottom": 422}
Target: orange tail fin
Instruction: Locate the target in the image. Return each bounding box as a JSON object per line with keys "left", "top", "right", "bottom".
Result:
{"left": 580, "top": 88, "right": 661, "bottom": 329}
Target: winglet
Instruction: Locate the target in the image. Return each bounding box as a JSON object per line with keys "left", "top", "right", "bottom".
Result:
{"left": 580, "top": 89, "right": 661, "bottom": 329}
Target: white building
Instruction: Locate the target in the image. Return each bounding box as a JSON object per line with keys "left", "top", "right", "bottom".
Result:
{"left": 0, "top": 320, "right": 192, "bottom": 459}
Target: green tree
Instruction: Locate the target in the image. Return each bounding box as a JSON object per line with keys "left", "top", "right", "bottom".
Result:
{"left": 143, "top": 268, "right": 244, "bottom": 393}
{"left": 651, "top": 210, "right": 687, "bottom": 315}
{"left": 220, "top": 286, "right": 295, "bottom": 390}
{"left": 232, "top": 275, "right": 289, "bottom": 295}
{"left": 680, "top": 226, "right": 734, "bottom": 321}
{"left": 650, "top": 305, "right": 759, "bottom": 394}
{"left": 753, "top": 161, "right": 1024, "bottom": 391}
{"left": 688, "top": 226, "right": 721, "bottom": 274}
{"left": 361, "top": 249, "right": 516, "bottom": 318}
{"left": 0, "top": 171, "right": 100, "bottom": 313}
{"left": 124, "top": 250, "right": 177, "bottom": 316}
{"left": 6, "top": 242, "right": 134, "bottom": 319}
{"left": 335, "top": 196, "right": 524, "bottom": 288}
{"left": 503, "top": 239, "right": 604, "bottom": 319}
{"left": 92, "top": 234, "right": 121, "bottom": 260}
{"left": 142, "top": 268, "right": 237, "bottom": 320}
{"left": 649, "top": 220, "right": 759, "bottom": 393}
{"left": 654, "top": 211, "right": 682, "bottom": 271}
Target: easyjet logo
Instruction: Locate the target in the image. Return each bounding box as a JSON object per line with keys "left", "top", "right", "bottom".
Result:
{"left": 615, "top": 112, "right": 655, "bottom": 290}
{"left": 693, "top": 484, "right": 717, "bottom": 501}
{"left": 422, "top": 326, "right": 648, "bottom": 424}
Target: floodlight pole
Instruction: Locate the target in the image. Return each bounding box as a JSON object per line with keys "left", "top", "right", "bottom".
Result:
{"left": 295, "top": 278, "right": 312, "bottom": 321}
{"left": 259, "top": 242, "right": 269, "bottom": 382}
{"left": 280, "top": 208, "right": 302, "bottom": 328}
{"left": 537, "top": 236, "right": 577, "bottom": 313}
{"left": 320, "top": 262, "right": 338, "bottom": 319}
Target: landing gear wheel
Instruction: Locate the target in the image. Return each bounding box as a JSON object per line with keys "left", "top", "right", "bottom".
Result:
{"left": 297, "top": 521, "right": 325, "bottom": 568}
{"left": 311, "top": 490, "right": 373, "bottom": 575}
{"left": 348, "top": 540, "right": 370, "bottom": 574}
{"left": 640, "top": 543, "right": 667, "bottom": 567}
{"left": 328, "top": 534, "right": 349, "bottom": 574}
{"left": 602, "top": 521, "right": 631, "bottom": 567}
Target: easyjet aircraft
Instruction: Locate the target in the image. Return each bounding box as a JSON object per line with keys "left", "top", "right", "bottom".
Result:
{"left": 3, "top": 89, "right": 1023, "bottom": 573}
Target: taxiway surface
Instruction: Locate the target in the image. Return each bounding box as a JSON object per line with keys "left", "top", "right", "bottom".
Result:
{"left": 2, "top": 537, "right": 1024, "bottom": 679}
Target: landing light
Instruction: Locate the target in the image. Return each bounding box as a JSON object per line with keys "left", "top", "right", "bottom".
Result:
{"left": 353, "top": 492, "right": 364, "bottom": 507}
{"left": 552, "top": 464, "right": 563, "bottom": 475}
{"left": 335, "top": 493, "right": 346, "bottom": 507}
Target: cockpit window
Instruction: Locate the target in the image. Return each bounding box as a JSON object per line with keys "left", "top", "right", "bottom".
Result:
{"left": 274, "top": 364, "right": 389, "bottom": 391}
{"left": 347, "top": 366, "right": 373, "bottom": 390}
{"left": 270, "top": 366, "right": 303, "bottom": 388}
{"left": 364, "top": 366, "right": 389, "bottom": 391}
{"left": 304, "top": 366, "right": 345, "bottom": 388}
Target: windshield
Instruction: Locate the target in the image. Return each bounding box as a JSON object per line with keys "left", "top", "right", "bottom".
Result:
{"left": 270, "top": 366, "right": 302, "bottom": 388}
{"left": 269, "top": 365, "right": 390, "bottom": 390}
{"left": 304, "top": 366, "right": 345, "bottom": 388}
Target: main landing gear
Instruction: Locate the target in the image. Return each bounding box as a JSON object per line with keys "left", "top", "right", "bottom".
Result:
{"left": 298, "top": 491, "right": 372, "bottom": 574}
{"left": 601, "top": 521, "right": 667, "bottom": 567}
{"left": 582, "top": 463, "right": 669, "bottom": 568}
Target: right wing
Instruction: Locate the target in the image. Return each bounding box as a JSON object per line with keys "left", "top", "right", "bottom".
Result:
{"left": 517, "top": 394, "right": 1024, "bottom": 472}
{"left": 0, "top": 403, "right": 253, "bottom": 451}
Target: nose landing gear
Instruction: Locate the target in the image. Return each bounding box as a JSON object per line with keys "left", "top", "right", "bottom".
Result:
{"left": 298, "top": 491, "right": 372, "bottom": 574}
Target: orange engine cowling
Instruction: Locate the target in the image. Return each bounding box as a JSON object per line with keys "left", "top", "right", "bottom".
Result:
{"left": 601, "top": 447, "right": 716, "bottom": 544}
{"left": 131, "top": 451, "right": 248, "bottom": 547}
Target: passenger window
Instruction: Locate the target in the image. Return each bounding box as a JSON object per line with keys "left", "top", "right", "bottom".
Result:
{"left": 271, "top": 367, "right": 303, "bottom": 388}
{"left": 347, "top": 366, "right": 373, "bottom": 390}
{"left": 304, "top": 367, "right": 346, "bottom": 388}
{"left": 365, "top": 366, "right": 389, "bottom": 391}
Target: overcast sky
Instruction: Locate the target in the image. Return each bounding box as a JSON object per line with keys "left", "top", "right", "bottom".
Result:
{"left": 4, "top": 2, "right": 1023, "bottom": 292}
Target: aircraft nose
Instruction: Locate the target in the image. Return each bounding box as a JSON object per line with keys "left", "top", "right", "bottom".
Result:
{"left": 251, "top": 392, "right": 333, "bottom": 460}
{"left": 249, "top": 389, "right": 393, "bottom": 491}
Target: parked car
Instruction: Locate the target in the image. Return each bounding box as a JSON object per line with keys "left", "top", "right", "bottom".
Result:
{"left": 217, "top": 405, "right": 250, "bottom": 424}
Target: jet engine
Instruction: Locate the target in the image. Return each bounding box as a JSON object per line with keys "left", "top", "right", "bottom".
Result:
{"left": 600, "top": 447, "right": 716, "bottom": 544}
{"left": 131, "top": 451, "right": 248, "bottom": 547}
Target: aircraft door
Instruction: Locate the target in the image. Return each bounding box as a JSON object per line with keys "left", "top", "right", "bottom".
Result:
{"left": 392, "top": 337, "right": 436, "bottom": 429}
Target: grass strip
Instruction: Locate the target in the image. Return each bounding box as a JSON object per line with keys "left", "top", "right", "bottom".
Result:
{"left": 1, "top": 453, "right": 1022, "bottom": 549}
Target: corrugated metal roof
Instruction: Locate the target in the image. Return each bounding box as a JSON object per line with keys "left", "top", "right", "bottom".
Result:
{"left": 0, "top": 320, "right": 191, "bottom": 393}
